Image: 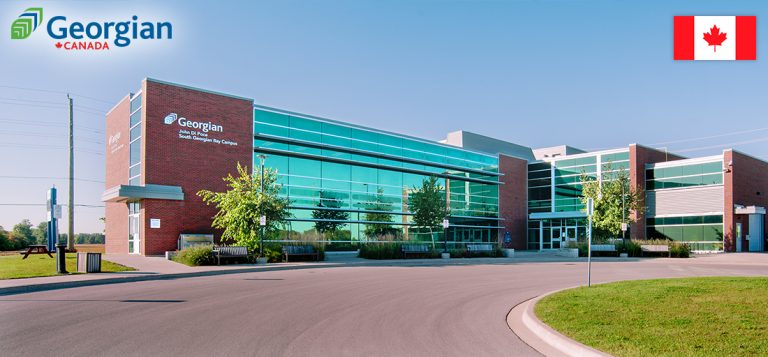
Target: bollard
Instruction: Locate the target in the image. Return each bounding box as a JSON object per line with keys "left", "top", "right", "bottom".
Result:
{"left": 56, "top": 243, "right": 68, "bottom": 274}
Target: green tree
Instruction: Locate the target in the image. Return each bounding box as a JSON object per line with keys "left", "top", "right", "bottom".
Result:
{"left": 32, "top": 221, "right": 47, "bottom": 245}
{"left": 311, "top": 191, "right": 349, "bottom": 236}
{"left": 11, "top": 219, "right": 34, "bottom": 249}
{"left": 363, "top": 188, "right": 400, "bottom": 239}
{"left": 410, "top": 176, "right": 450, "bottom": 249}
{"left": 198, "top": 162, "right": 290, "bottom": 255}
{"left": 0, "top": 226, "right": 11, "bottom": 251}
{"left": 580, "top": 162, "right": 644, "bottom": 241}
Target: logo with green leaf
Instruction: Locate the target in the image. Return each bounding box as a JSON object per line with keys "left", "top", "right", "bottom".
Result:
{"left": 11, "top": 7, "right": 43, "bottom": 39}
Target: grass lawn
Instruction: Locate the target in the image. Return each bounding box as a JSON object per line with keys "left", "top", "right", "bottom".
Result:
{"left": 0, "top": 253, "right": 135, "bottom": 279}
{"left": 536, "top": 277, "right": 768, "bottom": 356}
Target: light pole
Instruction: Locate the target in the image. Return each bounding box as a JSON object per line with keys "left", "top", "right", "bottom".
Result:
{"left": 442, "top": 218, "right": 450, "bottom": 254}
{"left": 258, "top": 154, "right": 267, "bottom": 259}
{"left": 587, "top": 197, "right": 594, "bottom": 287}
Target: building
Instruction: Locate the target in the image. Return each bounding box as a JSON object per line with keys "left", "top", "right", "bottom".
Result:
{"left": 103, "top": 79, "right": 767, "bottom": 255}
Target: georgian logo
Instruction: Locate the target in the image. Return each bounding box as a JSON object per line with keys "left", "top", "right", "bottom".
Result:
{"left": 164, "top": 113, "right": 178, "bottom": 125}
{"left": 164, "top": 113, "right": 223, "bottom": 133}
{"left": 11, "top": 8, "right": 43, "bottom": 39}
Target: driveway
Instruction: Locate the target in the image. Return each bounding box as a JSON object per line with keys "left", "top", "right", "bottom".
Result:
{"left": 1, "top": 254, "right": 766, "bottom": 356}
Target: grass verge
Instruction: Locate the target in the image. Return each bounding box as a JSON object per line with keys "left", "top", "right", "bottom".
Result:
{"left": 535, "top": 277, "right": 768, "bottom": 356}
{"left": 0, "top": 253, "right": 135, "bottom": 279}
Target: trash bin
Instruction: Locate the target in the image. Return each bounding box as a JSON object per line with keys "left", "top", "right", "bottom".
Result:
{"left": 76, "top": 252, "right": 101, "bottom": 273}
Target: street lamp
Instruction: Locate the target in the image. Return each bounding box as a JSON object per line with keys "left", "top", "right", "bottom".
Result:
{"left": 442, "top": 218, "right": 450, "bottom": 254}
{"left": 258, "top": 154, "right": 267, "bottom": 259}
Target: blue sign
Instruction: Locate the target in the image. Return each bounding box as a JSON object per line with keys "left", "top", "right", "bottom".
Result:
{"left": 504, "top": 231, "right": 511, "bottom": 243}
{"left": 46, "top": 186, "right": 59, "bottom": 252}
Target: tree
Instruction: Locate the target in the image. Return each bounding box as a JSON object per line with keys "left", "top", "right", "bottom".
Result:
{"left": 0, "top": 226, "right": 11, "bottom": 251}
{"left": 410, "top": 176, "right": 450, "bottom": 249}
{"left": 198, "top": 162, "right": 290, "bottom": 255}
{"left": 363, "top": 188, "right": 400, "bottom": 239}
{"left": 311, "top": 191, "right": 349, "bottom": 236}
{"left": 580, "top": 162, "right": 644, "bottom": 241}
{"left": 32, "top": 221, "right": 47, "bottom": 245}
{"left": 11, "top": 219, "right": 34, "bottom": 249}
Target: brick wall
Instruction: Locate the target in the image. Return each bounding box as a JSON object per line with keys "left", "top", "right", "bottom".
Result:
{"left": 724, "top": 150, "right": 768, "bottom": 252}
{"left": 498, "top": 154, "right": 528, "bottom": 249}
{"left": 628, "top": 144, "right": 684, "bottom": 240}
{"left": 104, "top": 95, "right": 131, "bottom": 254}
{"left": 140, "top": 79, "right": 253, "bottom": 255}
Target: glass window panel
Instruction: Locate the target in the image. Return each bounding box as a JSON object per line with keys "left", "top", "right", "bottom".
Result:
{"left": 130, "top": 110, "right": 141, "bottom": 127}
{"left": 130, "top": 124, "right": 141, "bottom": 141}
{"left": 129, "top": 164, "right": 140, "bottom": 178}
{"left": 130, "top": 94, "right": 141, "bottom": 113}
{"left": 129, "top": 139, "right": 141, "bottom": 165}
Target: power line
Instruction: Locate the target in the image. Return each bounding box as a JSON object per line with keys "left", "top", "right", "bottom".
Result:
{"left": 0, "top": 176, "right": 104, "bottom": 183}
{"left": 651, "top": 126, "right": 768, "bottom": 146}
{"left": 0, "top": 130, "right": 104, "bottom": 144}
{"left": 672, "top": 136, "right": 768, "bottom": 153}
{"left": 0, "top": 203, "right": 105, "bottom": 207}
{"left": 0, "top": 143, "right": 104, "bottom": 156}
{"left": 0, "top": 85, "right": 114, "bottom": 105}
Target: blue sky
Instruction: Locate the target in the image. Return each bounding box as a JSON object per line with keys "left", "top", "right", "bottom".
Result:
{"left": 1, "top": 0, "right": 767, "bottom": 233}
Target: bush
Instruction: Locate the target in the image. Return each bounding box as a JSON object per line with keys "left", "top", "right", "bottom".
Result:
{"left": 615, "top": 241, "right": 641, "bottom": 257}
{"left": 670, "top": 243, "right": 691, "bottom": 258}
{"left": 325, "top": 242, "right": 359, "bottom": 251}
{"left": 359, "top": 243, "right": 405, "bottom": 259}
{"left": 173, "top": 245, "right": 214, "bottom": 266}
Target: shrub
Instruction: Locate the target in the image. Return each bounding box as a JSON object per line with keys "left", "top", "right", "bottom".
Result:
{"left": 325, "top": 242, "right": 359, "bottom": 251}
{"left": 615, "top": 241, "right": 642, "bottom": 257}
{"left": 359, "top": 243, "right": 404, "bottom": 259}
{"left": 670, "top": 242, "right": 691, "bottom": 258}
{"left": 173, "top": 245, "right": 214, "bottom": 266}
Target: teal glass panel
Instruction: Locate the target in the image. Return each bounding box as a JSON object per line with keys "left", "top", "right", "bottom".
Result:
{"left": 129, "top": 138, "right": 140, "bottom": 166}
{"left": 601, "top": 151, "right": 629, "bottom": 163}
{"left": 130, "top": 110, "right": 141, "bottom": 127}
{"left": 130, "top": 94, "right": 141, "bottom": 113}
{"left": 555, "top": 156, "right": 596, "bottom": 167}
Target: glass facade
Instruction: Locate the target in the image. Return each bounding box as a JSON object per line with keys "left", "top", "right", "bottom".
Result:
{"left": 526, "top": 150, "right": 630, "bottom": 250}
{"left": 645, "top": 161, "right": 723, "bottom": 190}
{"left": 129, "top": 92, "right": 142, "bottom": 186}
{"left": 253, "top": 107, "right": 501, "bottom": 245}
{"left": 645, "top": 160, "right": 724, "bottom": 251}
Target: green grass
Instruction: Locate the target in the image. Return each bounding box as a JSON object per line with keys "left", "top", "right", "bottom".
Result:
{"left": 536, "top": 277, "right": 768, "bottom": 356}
{"left": 0, "top": 253, "right": 135, "bottom": 279}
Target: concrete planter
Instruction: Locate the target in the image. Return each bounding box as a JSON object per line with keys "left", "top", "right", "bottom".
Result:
{"left": 619, "top": 253, "right": 628, "bottom": 258}
{"left": 557, "top": 248, "right": 579, "bottom": 258}
{"left": 441, "top": 252, "right": 451, "bottom": 259}
{"left": 256, "top": 257, "right": 268, "bottom": 264}
{"left": 165, "top": 251, "right": 177, "bottom": 260}
{"left": 503, "top": 248, "right": 515, "bottom": 257}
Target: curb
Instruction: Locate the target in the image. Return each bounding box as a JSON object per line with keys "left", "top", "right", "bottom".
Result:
{"left": 0, "top": 263, "right": 342, "bottom": 296}
{"left": 507, "top": 288, "right": 611, "bottom": 357}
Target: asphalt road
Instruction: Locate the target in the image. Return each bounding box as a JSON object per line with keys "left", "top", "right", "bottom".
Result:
{"left": 2, "top": 254, "right": 767, "bottom": 357}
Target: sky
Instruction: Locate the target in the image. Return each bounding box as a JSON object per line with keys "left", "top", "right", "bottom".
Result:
{"left": 1, "top": 0, "right": 767, "bottom": 233}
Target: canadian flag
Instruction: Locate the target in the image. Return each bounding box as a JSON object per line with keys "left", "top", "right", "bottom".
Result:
{"left": 674, "top": 16, "right": 756, "bottom": 60}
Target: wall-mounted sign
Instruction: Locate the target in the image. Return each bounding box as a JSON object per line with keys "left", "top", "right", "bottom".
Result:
{"left": 150, "top": 218, "right": 161, "bottom": 228}
{"left": 163, "top": 112, "right": 238, "bottom": 147}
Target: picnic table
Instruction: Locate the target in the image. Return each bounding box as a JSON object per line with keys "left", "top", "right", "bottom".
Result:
{"left": 19, "top": 245, "right": 54, "bottom": 259}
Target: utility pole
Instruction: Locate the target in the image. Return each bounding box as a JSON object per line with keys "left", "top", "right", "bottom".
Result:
{"left": 67, "top": 94, "right": 75, "bottom": 251}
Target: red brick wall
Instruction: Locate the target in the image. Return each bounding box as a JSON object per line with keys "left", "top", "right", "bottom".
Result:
{"left": 724, "top": 150, "right": 768, "bottom": 252}
{"left": 140, "top": 79, "right": 253, "bottom": 255}
{"left": 104, "top": 95, "right": 131, "bottom": 254}
{"left": 498, "top": 154, "right": 528, "bottom": 249}
{"left": 628, "top": 144, "right": 684, "bottom": 240}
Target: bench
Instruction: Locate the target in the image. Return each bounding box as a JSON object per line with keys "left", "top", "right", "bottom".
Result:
{"left": 213, "top": 246, "right": 252, "bottom": 265}
{"left": 640, "top": 244, "right": 671, "bottom": 257}
{"left": 401, "top": 244, "right": 430, "bottom": 258}
{"left": 466, "top": 244, "right": 494, "bottom": 255}
{"left": 590, "top": 244, "right": 618, "bottom": 256}
{"left": 282, "top": 245, "right": 320, "bottom": 262}
{"left": 19, "top": 245, "right": 53, "bottom": 259}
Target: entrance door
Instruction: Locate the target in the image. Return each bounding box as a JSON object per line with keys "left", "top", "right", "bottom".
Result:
{"left": 128, "top": 202, "right": 140, "bottom": 254}
{"left": 551, "top": 227, "right": 563, "bottom": 249}
{"left": 565, "top": 227, "right": 577, "bottom": 246}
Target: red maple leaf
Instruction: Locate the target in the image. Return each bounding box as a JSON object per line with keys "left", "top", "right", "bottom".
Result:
{"left": 703, "top": 25, "right": 727, "bottom": 52}
{"left": 55, "top": 42, "right": 62, "bottom": 49}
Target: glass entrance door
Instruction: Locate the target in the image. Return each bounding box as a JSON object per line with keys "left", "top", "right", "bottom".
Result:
{"left": 128, "top": 202, "right": 140, "bottom": 254}
{"left": 551, "top": 227, "right": 562, "bottom": 249}
{"left": 565, "top": 226, "right": 577, "bottom": 246}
